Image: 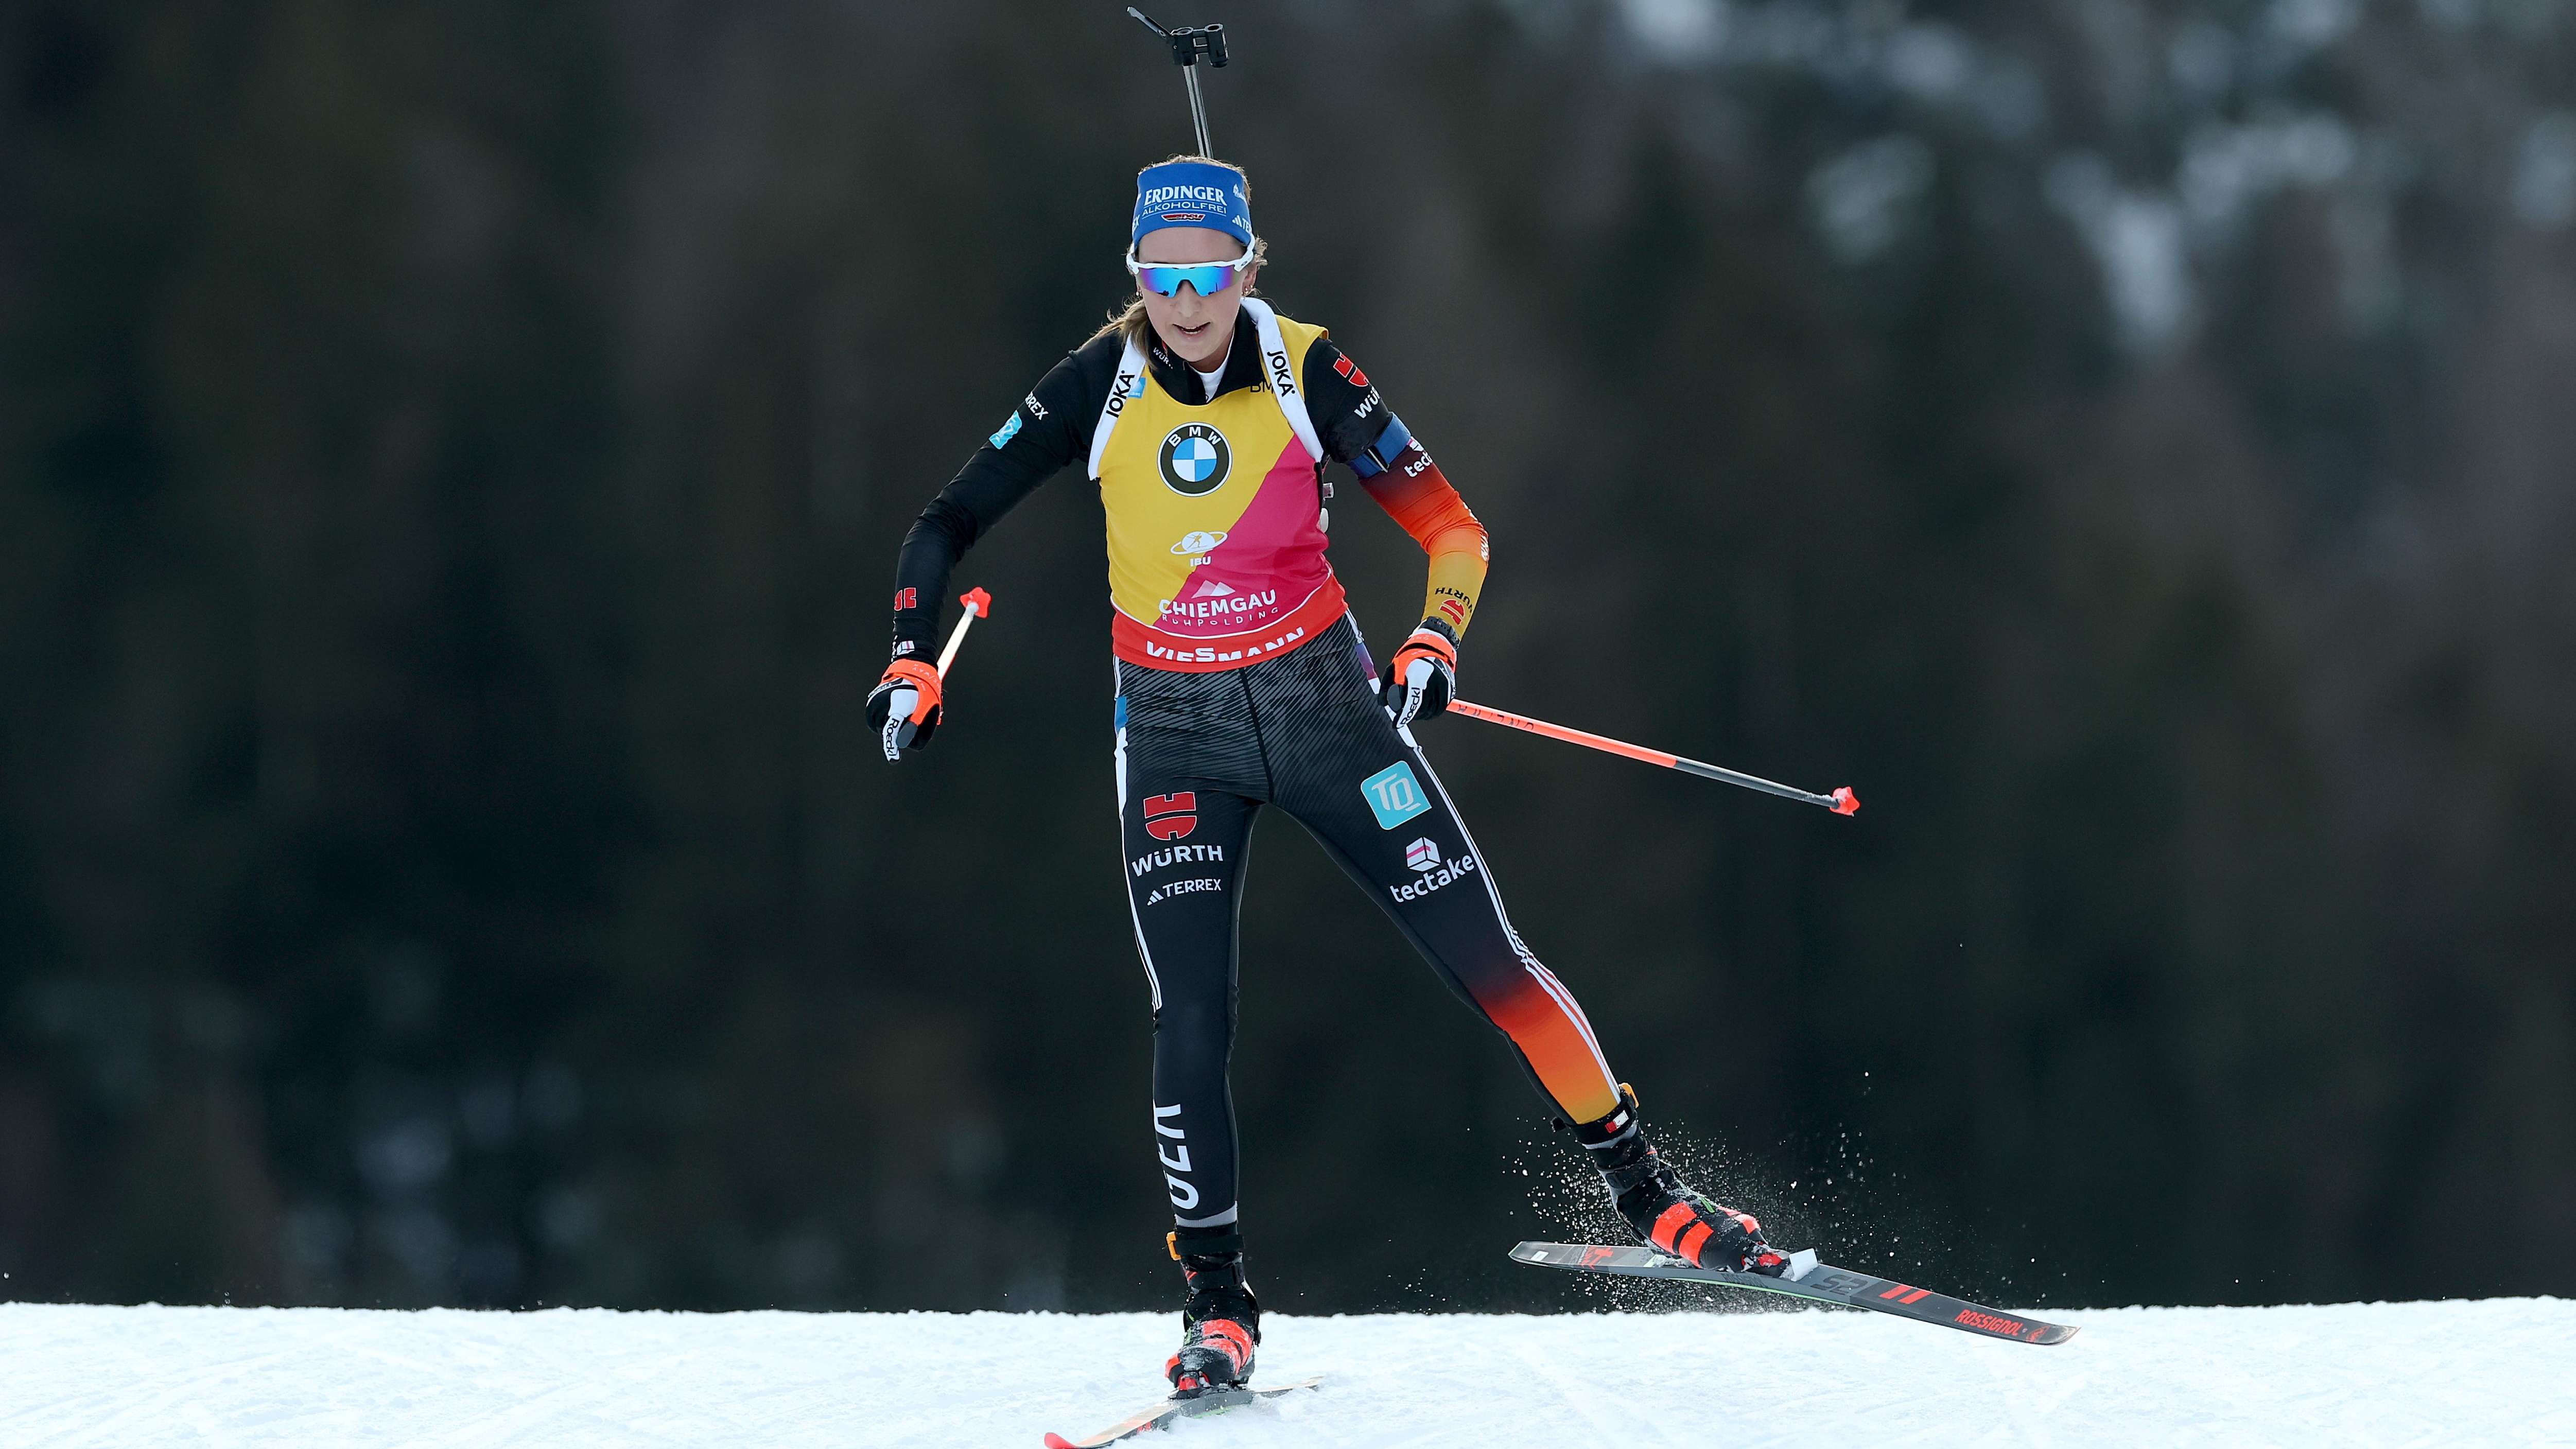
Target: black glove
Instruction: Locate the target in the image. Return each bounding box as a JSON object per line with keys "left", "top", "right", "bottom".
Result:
{"left": 865, "top": 658, "right": 943, "bottom": 760}
{"left": 1380, "top": 620, "right": 1458, "bottom": 731}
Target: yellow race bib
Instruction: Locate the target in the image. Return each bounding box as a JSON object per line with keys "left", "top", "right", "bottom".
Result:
{"left": 1090, "top": 300, "right": 1346, "bottom": 670}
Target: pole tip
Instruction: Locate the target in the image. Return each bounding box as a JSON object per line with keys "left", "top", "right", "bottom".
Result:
{"left": 960, "top": 586, "right": 993, "bottom": 617}
{"left": 1830, "top": 787, "right": 1859, "bottom": 816}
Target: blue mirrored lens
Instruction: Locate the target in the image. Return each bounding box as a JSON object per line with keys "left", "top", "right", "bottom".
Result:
{"left": 1136, "top": 263, "right": 1236, "bottom": 298}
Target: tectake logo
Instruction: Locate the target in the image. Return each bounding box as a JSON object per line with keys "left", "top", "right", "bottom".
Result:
{"left": 1170, "top": 529, "right": 1229, "bottom": 557}
{"left": 1404, "top": 837, "right": 1440, "bottom": 872}
{"left": 1388, "top": 850, "right": 1476, "bottom": 903}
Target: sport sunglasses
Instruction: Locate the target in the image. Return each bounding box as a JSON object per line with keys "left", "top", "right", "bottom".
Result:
{"left": 1124, "top": 248, "right": 1257, "bottom": 298}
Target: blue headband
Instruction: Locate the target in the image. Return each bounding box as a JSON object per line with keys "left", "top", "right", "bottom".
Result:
{"left": 1132, "top": 160, "right": 1254, "bottom": 251}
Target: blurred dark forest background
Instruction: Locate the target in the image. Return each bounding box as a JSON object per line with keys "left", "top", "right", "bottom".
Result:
{"left": 3, "top": 0, "right": 2571, "bottom": 1317}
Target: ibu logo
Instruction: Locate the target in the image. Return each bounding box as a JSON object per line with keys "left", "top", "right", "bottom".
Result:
{"left": 1362, "top": 762, "right": 1432, "bottom": 830}
{"left": 1158, "top": 423, "right": 1232, "bottom": 496}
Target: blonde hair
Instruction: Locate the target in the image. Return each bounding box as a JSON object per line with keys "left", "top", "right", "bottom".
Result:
{"left": 1091, "top": 154, "right": 1268, "bottom": 347}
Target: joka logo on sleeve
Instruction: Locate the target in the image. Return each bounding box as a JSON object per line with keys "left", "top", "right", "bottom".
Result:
{"left": 1159, "top": 423, "right": 1232, "bottom": 496}
{"left": 1143, "top": 792, "right": 1197, "bottom": 841}
{"left": 1361, "top": 762, "right": 1432, "bottom": 829}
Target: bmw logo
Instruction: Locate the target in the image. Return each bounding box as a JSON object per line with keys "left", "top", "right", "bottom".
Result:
{"left": 1158, "top": 424, "right": 1232, "bottom": 497}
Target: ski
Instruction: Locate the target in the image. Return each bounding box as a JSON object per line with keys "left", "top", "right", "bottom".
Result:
{"left": 1511, "top": 1242, "right": 2078, "bottom": 1345}
{"left": 1041, "top": 1376, "right": 1324, "bottom": 1447}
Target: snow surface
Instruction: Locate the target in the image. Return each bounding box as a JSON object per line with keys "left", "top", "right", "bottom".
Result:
{"left": 3, "top": 1297, "right": 2571, "bottom": 1447}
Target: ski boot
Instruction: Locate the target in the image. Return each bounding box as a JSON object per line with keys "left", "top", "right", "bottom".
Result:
{"left": 1577, "top": 1086, "right": 1795, "bottom": 1276}
{"left": 1164, "top": 1227, "right": 1260, "bottom": 1398}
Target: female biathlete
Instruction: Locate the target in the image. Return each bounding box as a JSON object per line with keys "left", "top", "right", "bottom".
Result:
{"left": 868, "top": 156, "right": 1792, "bottom": 1394}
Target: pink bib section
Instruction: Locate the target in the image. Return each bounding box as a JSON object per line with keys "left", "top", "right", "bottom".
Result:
{"left": 1151, "top": 440, "right": 1334, "bottom": 640}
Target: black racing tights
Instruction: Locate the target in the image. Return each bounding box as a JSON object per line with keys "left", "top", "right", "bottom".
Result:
{"left": 1114, "top": 616, "right": 1623, "bottom": 1233}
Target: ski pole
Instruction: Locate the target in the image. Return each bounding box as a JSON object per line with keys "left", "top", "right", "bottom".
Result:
{"left": 1447, "top": 699, "right": 1859, "bottom": 816}
{"left": 1127, "top": 9, "right": 1229, "bottom": 156}
{"left": 935, "top": 587, "right": 992, "bottom": 679}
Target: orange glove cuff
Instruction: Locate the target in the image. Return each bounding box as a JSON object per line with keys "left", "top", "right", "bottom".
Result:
{"left": 879, "top": 657, "right": 943, "bottom": 723}
{"left": 1392, "top": 628, "right": 1457, "bottom": 671}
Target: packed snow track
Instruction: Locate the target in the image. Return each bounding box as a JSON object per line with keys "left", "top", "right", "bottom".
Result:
{"left": 2, "top": 1297, "right": 2568, "bottom": 1446}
